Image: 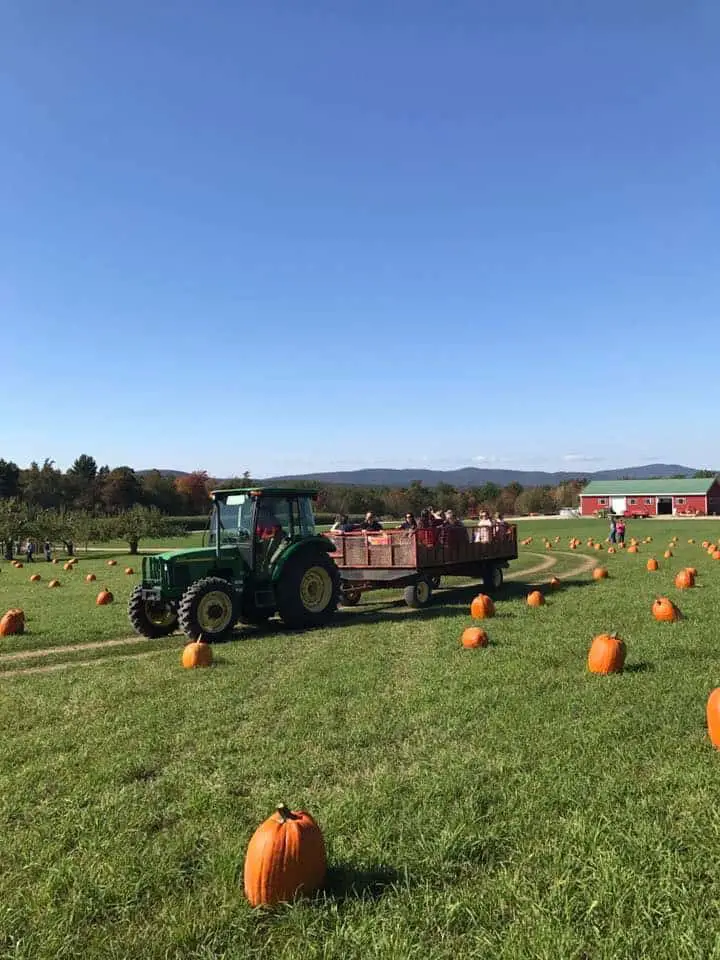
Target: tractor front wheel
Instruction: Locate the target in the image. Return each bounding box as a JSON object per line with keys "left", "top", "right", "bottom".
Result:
{"left": 276, "top": 551, "right": 340, "bottom": 628}
{"left": 178, "top": 577, "right": 239, "bottom": 642}
{"left": 128, "top": 585, "right": 179, "bottom": 639}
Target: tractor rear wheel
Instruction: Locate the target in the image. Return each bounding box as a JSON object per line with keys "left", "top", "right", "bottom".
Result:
{"left": 275, "top": 551, "right": 340, "bottom": 628}
{"left": 178, "top": 577, "right": 239, "bottom": 642}
{"left": 128, "top": 585, "right": 179, "bottom": 639}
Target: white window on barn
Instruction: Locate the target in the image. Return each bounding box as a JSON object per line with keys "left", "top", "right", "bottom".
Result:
{"left": 629, "top": 498, "right": 637, "bottom": 505}
{"left": 676, "top": 497, "right": 686, "bottom": 505}
{"left": 645, "top": 498, "right": 653, "bottom": 505}
{"left": 598, "top": 498, "right": 607, "bottom": 505}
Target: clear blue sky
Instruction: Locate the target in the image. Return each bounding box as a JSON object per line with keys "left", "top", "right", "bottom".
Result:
{"left": 2, "top": 1, "right": 718, "bottom": 477}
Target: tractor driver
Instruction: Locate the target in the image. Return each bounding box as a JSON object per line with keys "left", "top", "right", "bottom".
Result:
{"left": 255, "top": 502, "right": 284, "bottom": 540}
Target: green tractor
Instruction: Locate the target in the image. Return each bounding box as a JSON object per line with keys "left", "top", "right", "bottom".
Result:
{"left": 127, "top": 487, "right": 340, "bottom": 642}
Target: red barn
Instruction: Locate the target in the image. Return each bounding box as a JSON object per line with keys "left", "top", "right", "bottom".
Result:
{"left": 579, "top": 478, "right": 720, "bottom": 517}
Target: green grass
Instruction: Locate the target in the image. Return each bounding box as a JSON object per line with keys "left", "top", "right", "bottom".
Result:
{"left": 2, "top": 519, "right": 720, "bottom": 957}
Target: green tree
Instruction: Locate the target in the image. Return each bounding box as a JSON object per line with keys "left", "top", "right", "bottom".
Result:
{"left": 20, "top": 459, "right": 64, "bottom": 511}
{"left": 66, "top": 454, "right": 99, "bottom": 511}
{"left": 0, "top": 499, "right": 29, "bottom": 558}
{"left": 141, "top": 470, "right": 184, "bottom": 514}
{"left": 109, "top": 505, "right": 183, "bottom": 554}
{"left": 0, "top": 459, "right": 21, "bottom": 499}
{"left": 694, "top": 470, "right": 716, "bottom": 479}
{"left": 100, "top": 467, "right": 143, "bottom": 513}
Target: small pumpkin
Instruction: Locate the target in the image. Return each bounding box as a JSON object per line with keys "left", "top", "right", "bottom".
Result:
{"left": 646, "top": 558, "right": 659, "bottom": 571}
{"left": 607, "top": 546, "right": 615, "bottom": 554}
{"left": 461, "top": 627, "right": 489, "bottom": 649}
{"left": 96, "top": 588, "right": 114, "bottom": 606}
{"left": 587, "top": 632, "right": 626, "bottom": 675}
{"left": 688, "top": 538, "right": 695, "bottom": 544}
{"left": 182, "top": 637, "right": 213, "bottom": 668}
{"left": 85, "top": 573, "right": 96, "bottom": 582}
{"left": 702, "top": 541, "right": 709, "bottom": 549}
{"left": 125, "top": 567, "right": 134, "bottom": 575}
{"left": 707, "top": 688, "right": 720, "bottom": 749}
{"left": 52, "top": 558, "right": 60, "bottom": 565}
{"left": 627, "top": 545, "right": 639, "bottom": 554}
{"left": 549, "top": 576, "right": 561, "bottom": 589}
{"left": 0, "top": 608, "right": 25, "bottom": 636}
{"left": 527, "top": 590, "right": 545, "bottom": 607}
{"left": 107, "top": 559, "right": 117, "bottom": 566}
{"left": 48, "top": 579, "right": 60, "bottom": 588}
{"left": 470, "top": 594, "right": 496, "bottom": 619}
{"left": 674, "top": 569, "right": 695, "bottom": 590}
{"left": 664, "top": 550, "right": 673, "bottom": 560}
{"left": 592, "top": 566, "right": 608, "bottom": 580}
{"left": 63, "top": 562, "right": 73, "bottom": 571}
{"left": 29, "top": 574, "right": 41, "bottom": 582}
{"left": 14, "top": 561, "right": 23, "bottom": 568}
{"left": 594, "top": 543, "right": 603, "bottom": 551}
{"left": 652, "top": 597, "right": 679, "bottom": 622}
{"left": 243, "top": 803, "right": 326, "bottom": 907}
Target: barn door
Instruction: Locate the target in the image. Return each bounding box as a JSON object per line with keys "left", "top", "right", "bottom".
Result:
{"left": 610, "top": 497, "right": 626, "bottom": 515}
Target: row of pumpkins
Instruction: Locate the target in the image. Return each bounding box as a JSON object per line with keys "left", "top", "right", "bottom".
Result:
{"left": 240, "top": 534, "right": 720, "bottom": 908}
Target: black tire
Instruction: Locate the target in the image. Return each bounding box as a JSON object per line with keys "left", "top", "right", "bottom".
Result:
{"left": 403, "top": 576, "right": 433, "bottom": 609}
{"left": 341, "top": 588, "right": 362, "bottom": 607}
{"left": 237, "top": 596, "right": 272, "bottom": 626}
{"left": 483, "top": 565, "right": 504, "bottom": 591}
{"left": 275, "top": 550, "right": 340, "bottom": 628}
{"left": 128, "top": 585, "right": 179, "bottom": 639}
{"left": 178, "top": 577, "right": 239, "bottom": 642}
{"left": 430, "top": 576, "right": 441, "bottom": 589}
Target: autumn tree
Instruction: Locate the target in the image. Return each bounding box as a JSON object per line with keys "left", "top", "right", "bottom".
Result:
{"left": 175, "top": 471, "right": 211, "bottom": 514}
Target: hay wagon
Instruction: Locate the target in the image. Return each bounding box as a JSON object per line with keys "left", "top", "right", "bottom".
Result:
{"left": 323, "top": 524, "right": 518, "bottom": 608}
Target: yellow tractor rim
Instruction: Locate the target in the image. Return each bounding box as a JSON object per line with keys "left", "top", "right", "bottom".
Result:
{"left": 299, "top": 567, "right": 333, "bottom": 613}
{"left": 197, "top": 591, "right": 233, "bottom": 631}
{"left": 145, "top": 600, "right": 176, "bottom": 627}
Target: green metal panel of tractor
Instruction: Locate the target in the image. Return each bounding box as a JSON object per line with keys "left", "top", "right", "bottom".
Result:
{"left": 128, "top": 487, "right": 340, "bottom": 642}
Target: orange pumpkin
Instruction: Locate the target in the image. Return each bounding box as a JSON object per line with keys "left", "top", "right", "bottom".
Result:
{"left": 646, "top": 558, "right": 659, "bottom": 572}
{"left": 607, "top": 546, "right": 616, "bottom": 554}
{"left": 96, "top": 588, "right": 114, "bottom": 606}
{"left": 627, "top": 545, "right": 639, "bottom": 554}
{"left": 707, "top": 688, "right": 720, "bottom": 749}
{"left": 587, "top": 632, "right": 626, "bottom": 674}
{"left": 652, "top": 597, "right": 679, "bottom": 622}
{"left": 29, "top": 574, "right": 41, "bottom": 582}
{"left": 181, "top": 638, "right": 213, "bottom": 668}
{"left": 688, "top": 538, "right": 695, "bottom": 544}
{"left": 125, "top": 567, "right": 134, "bottom": 575}
{"left": 52, "top": 558, "right": 60, "bottom": 565}
{"left": 714, "top": 551, "right": 720, "bottom": 561}
{"left": 664, "top": 550, "right": 673, "bottom": 560}
{"left": 0, "top": 609, "right": 25, "bottom": 636}
{"left": 48, "top": 579, "right": 60, "bottom": 588}
{"left": 594, "top": 543, "right": 603, "bottom": 551}
{"left": 14, "top": 561, "right": 23, "bottom": 568}
{"left": 592, "top": 566, "right": 608, "bottom": 580}
{"left": 527, "top": 590, "right": 545, "bottom": 607}
{"left": 243, "top": 803, "right": 326, "bottom": 907}
{"left": 63, "top": 562, "right": 73, "bottom": 571}
{"left": 549, "top": 577, "right": 561, "bottom": 589}
{"left": 461, "top": 627, "right": 489, "bottom": 649}
{"left": 686, "top": 567, "right": 698, "bottom": 577}
{"left": 107, "top": 559, "right": 117, "bottom": 566}
{"left": 702, "top": 541, "right": 709, "bottom": 549}
{"left": 470, "top": 594, "right": 496, "bottom": 619}
{"left": 674, "top": 569, "right": 695, "bottom": 590}
{"left": 85, "top": 573, "right": 96, "bottom": 582}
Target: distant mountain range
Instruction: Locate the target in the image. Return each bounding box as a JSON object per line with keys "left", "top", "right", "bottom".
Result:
{"left": 140, "top": 463, "right": 711, "bottom": 489}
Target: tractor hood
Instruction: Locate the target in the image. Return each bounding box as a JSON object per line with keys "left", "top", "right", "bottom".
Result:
{"left": 155, "top": 546, "right": 237, "bottom": 563}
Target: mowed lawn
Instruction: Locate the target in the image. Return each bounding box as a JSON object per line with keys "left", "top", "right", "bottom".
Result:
{"left": 1, "top": 520, "right": 720, "bottom": 958}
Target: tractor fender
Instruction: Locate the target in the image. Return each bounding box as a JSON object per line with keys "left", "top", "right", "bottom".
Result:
{"left": 270, "top": 536, "right": 336, "bottom": 583}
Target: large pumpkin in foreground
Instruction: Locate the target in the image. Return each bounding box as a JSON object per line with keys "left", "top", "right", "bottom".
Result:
{"left": 181, "top": 638, "right": 213, "bottom": 668}
{"left": 470, "top": 594, "right": 495, "bottom": 619}
{"left": 0, "top": 608, "right": 25, "bottom": 636}
{"left": 587, "top": 633, "right": 626, "bottom": 674}
{"left": 244, "top": 803, "right": 326, "bottom": 907}
{"left": 461, "top": 627, "right": 489, "bottom": 649}
{"left": 707, "top": 689, "right": 720, "bottom": 749}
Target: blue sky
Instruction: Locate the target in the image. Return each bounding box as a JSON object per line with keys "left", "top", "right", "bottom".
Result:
{"left": 2, "top": 1, "right": 718, "bottom": 477}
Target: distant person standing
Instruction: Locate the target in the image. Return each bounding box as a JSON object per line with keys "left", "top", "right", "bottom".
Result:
{"left": 615, "top": 518, "right": 626, "bottom": 545}
{"left": 25, "top": 540, "right": 35, "bottom": 563}
{"left": 608, "top": 515, "right": 617, "bottom": 544}
{"left": 44, "top": 540, "right": 52, "bottom": 562}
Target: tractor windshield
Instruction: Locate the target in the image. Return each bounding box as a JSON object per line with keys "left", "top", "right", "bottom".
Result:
{"left": 210, "top": 494, "right": 255, "bottom": 545}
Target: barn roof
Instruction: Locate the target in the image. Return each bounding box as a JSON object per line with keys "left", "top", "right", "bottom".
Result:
{"left": 581, "top": 478, "right": 716, "bottom": 496}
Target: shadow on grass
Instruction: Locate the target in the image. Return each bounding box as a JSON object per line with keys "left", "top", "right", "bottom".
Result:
{"left": 320, "top": 862, "right": 404, "bottom": 903}
{"left": 624, "top": 661, "right": 654, "bottom": 674}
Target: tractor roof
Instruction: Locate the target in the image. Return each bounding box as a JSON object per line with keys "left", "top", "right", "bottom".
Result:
{"left": 210, "top": 486, "right": 319, "bottom": 499}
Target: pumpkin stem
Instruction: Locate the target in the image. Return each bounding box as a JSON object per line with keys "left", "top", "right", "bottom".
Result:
{"left": 276, "top": 803, "right": 295, "bottom": 822}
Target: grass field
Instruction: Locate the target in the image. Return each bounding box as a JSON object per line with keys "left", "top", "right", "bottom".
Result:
{"left": 2, "top": 518, "right": 720, "bottom": 958}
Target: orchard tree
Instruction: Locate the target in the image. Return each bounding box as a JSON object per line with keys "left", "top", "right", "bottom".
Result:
{"left": 0, "top": 499, "right": 29, "bottom": 558}
{"left": 109, "top": 505, "right": 183, "bottom": 555}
